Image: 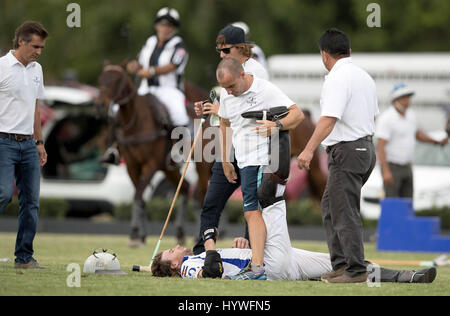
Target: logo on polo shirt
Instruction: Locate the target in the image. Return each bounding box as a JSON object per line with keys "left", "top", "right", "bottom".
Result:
{"left": 32, "top": 76, "right": 40, "bottom": 85}
{"left": 246, "top": 96, "right": 257, "bottom": 107}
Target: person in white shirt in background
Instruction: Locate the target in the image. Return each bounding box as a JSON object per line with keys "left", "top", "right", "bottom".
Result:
{"left": 376, "top": 83, "right": 448, "bottom": 198}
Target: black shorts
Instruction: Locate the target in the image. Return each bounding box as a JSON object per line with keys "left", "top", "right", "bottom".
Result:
{"left": 239, "top": 166, "right": 262, "bottom": 212}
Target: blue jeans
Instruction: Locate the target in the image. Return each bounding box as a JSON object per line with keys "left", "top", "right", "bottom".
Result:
{"left": 0, "top": 136, "right": 41, "bottom": 263}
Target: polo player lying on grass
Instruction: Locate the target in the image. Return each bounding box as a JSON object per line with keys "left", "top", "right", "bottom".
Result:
{"left": 151, "top": 201, "right": 436, "bottom": 284}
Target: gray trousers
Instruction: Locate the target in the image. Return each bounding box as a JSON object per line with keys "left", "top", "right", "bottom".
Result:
{"left": 366, "top": 262, "right": 419, "bottom": 283}
{"left": 384, "top": 163, "right": 413, "bottom": 198}
{"left": 322, "top": 138, "right": 376, "bottom": 277}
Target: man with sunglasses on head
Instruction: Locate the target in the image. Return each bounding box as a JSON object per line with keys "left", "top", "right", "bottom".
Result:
{"left": 192, "top": 25, "right": 269, "bottom": 255}
{"left": 215, "top": 25, "right": 268, "bottom": 80}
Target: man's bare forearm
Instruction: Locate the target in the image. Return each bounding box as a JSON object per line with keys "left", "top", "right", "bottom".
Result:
{"left": 279, "top": 105, "right": 304, "bottom": 131}
{"left": 220, "top": 118, "right": 232, "bottom": 162}
{"left": 33, "top": 102, "right": 43, "bottom": 140}
{"left": 377, "top": 138, "right": 390, "bottom": 172}
{"left": 304, "top": 116, "right": 337, "bottom": 153}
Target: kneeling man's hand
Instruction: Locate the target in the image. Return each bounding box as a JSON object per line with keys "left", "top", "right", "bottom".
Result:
{"left": 201, "top": 250, "right": 223, "bottom": 279}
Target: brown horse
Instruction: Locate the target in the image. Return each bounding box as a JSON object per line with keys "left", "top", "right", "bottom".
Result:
{"left": 95, "top": 65, "right": 211, "bottom": 246}
{"left": 290, "top": 110, "right": 327, "bottom": 202}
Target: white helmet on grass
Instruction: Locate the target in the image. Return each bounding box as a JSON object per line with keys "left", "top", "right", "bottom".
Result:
{"left": 83, "top": 248, "right": 126, "bottom": 275}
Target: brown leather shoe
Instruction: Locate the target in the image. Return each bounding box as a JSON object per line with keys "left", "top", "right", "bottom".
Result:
{"left": 325, "top": 272, "right": 368, "bottom": 284}
{"left": 320, "top": 266, "right": 346, "bottom": 282}
{"left": 14, "top": 259, "right": 46, "bottom": 270}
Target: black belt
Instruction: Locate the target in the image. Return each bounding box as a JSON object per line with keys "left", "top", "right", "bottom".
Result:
{"left": 388, "top": 162, "right": 412, "bottom": 168}
{"left": 326, "top": 135, "right": 373, "bottom": 154}
{"left": 360, "top": 135, "right": 373, "bottom": 142}
{"left": 0, "top": 132, "right": 33, "bottom": 142}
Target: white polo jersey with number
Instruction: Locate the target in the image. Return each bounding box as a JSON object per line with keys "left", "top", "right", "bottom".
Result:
{"left": 219, "top": 76, "right": 294, "bottom": 169}
{"left": 0, "top": 51, "right": 45, "bottom": 135}
{"left": 180, "top": 248, "right": 252, "bottom": 279}
{"left": 320, "top": 57, "right": 379, "bottom": 147}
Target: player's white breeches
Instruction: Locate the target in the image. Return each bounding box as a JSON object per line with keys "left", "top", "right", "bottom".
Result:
{"left": 262, "top": 200, "right": 332, "bottom": 281}
{"left": 262, "top": 200, "right": 295, "bottom": 280}
{"left": 291, "top": 248, "right": 332, "bottom": 280}
{"left": 140, "top": 85, "right": 190, "bottom": 126}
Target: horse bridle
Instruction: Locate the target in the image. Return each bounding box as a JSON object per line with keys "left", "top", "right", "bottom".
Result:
{"left": 103, "top": 65, "right": 137, "bottom": 106}
{"left": 102, "top": 65, "right": 137, "bottom": 131}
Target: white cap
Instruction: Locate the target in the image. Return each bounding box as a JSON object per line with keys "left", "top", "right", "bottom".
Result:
{"left": 390, "top": 83, "right": 415, "bottom": 103}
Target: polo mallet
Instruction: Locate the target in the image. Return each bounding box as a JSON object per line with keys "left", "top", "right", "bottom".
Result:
{"left": 132, "top": 97, "right": 213, "bottom": 273}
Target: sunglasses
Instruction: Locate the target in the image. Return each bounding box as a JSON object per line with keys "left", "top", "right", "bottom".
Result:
{"left": 216, "top": 46, "right": 237, "bottom": 54}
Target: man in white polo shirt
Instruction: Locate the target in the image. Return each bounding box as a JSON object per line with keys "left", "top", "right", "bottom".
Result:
{"left": 376, "top": 83, "right": 448, "bottom": 198}
{"left": 217, "top": 57, "right": 304, "bottom": 280}
{"left": 297, "top": 28, "right": 379, "bottom": 283}
{"left": 0, "top": 21, "right": 48, "bottom": 269}
{"left": 191, "top": 24, "right": 269, "bottom": 255}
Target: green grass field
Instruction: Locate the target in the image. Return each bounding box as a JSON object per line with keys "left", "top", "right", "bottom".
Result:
{"left": 0, "top": 232, "right": 449, "bottom": 296}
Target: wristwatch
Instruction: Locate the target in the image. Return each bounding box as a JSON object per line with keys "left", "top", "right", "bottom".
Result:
{"left": 275, "top": 120, "right": 283, "bottom": 131}
{"left": 35, "top": 140, "right": 44, "bottom": 146}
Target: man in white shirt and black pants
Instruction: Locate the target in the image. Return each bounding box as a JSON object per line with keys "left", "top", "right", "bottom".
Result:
{"left": 297, "top": 29, "right": 379, "bottom": 283}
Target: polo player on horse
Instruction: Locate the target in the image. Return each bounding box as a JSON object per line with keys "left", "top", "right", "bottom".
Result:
{"left": 101, "top": 7, "right": 190, "bottom": 165}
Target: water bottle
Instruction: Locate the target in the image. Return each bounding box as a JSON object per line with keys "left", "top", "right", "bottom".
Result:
{"left": 208, "top": 89, "right": 220, "bottom": 127}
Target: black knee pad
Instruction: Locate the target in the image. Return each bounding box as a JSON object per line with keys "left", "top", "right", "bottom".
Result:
{"left": 258, "top": 130, "right": 291, "bottom": 209}
{"left": 257, "top": 173, "right": 283, "bottom": 209}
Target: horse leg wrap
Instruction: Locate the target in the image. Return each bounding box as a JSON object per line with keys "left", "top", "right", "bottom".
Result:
{"left": 130, "top": 200, "right": 146, "bottom": 239}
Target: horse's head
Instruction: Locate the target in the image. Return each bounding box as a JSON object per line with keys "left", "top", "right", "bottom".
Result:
{"left": 94, "top": 64, "right": 135, "bottom": 119}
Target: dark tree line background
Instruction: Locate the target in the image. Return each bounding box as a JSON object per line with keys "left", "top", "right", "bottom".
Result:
{"left": 1, "top": 0, "right": 449, "bottom": 89}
